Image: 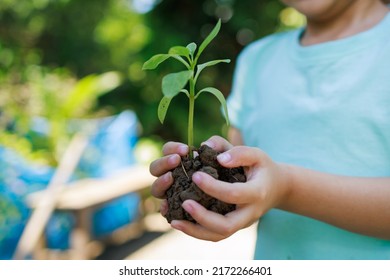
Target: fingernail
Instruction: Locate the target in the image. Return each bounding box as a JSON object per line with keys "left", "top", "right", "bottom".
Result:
{"left": 163, "top": 171, "right": 172, "bottom": 183}
{"left": 202, "top": 140, "right": 215, "bottom": 149}
{"left": 192, "top": 172, "right": 202, "bottom": 184}
{"left": 217, "top": 152, "right": 231, "bottom": 163}
{"left": 160, "top": 201, "right": 168, "bottom": 216}
{"left": 178, "top": 144, "right": 189, "bottom": 155}
{"left": 171, "top": 220, "right": 183, "bottom": 230}
{"left": 168, "top": 154, "right": 179, "bottom": 165}
{"left": 182, "top": 200, "right": 194, "bottom": 214}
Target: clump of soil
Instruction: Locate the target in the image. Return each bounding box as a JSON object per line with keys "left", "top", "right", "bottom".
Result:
{"left": 165, "top": 144, "right": 246, "bottom": 223}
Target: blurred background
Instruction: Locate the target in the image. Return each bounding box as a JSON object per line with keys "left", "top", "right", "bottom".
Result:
{"left": 0, "top": 0, "right": 305, "bottom": 260}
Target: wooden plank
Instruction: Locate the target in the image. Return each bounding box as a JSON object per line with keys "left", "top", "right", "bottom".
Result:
{"left": 27, "top": 165, "right": 155, "bottom": 210}
{"left": 13, "top": 134, "right": 88, "bottom": 260}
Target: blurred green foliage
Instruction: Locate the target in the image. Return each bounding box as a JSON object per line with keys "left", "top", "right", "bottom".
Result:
{"left": 0, "top": 0, "right": 305, "bottom": 164}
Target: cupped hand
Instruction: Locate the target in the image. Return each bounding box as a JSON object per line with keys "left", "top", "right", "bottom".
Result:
{"left": 170, "top": 136, "right": 291, "bottom": 242}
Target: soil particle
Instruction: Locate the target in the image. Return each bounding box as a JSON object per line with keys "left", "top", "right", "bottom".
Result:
{"left": 165, "top": 145, "right": 246, "bottom": 223}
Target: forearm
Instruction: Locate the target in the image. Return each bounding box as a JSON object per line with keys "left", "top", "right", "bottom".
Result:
{"left": 280, "top": 164, "right": 390, "bottom": 240}
{"left": 227, "top": 127, "right": 390, "bottom": 239}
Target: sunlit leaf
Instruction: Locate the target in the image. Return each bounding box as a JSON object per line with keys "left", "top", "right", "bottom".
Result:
{"left": 195, "top": 59, "right": 230, "bottom": 81}
{"left": 196, "top": 87, "right": 229, "bottom": 126}
{"left": 157, "top": 96, "right": 172, "bottom": 124}
{"left": 169, "top": 46, "right": 190, "bottom": 58}
{"left": 180, "top": 88, "right": 190, "bottom": 98}
{"left": 162, "top": 70, "right": 192, "bottom": 98}
{"left": 195, "top": 19, "right": 221, "bottom": 61}
{"left": 143, "top": 53, "right": 190, "bottom": 70}
{"left": 186, "top": 42, "right": 197, "bottom": 57}
{"left": 197, "top": 59, "right": 230, "bottom": 72}
{"left": 142, "top": 54, "right": 171, "bottom": 70}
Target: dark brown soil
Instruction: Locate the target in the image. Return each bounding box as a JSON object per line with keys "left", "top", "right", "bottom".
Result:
{"left": 165, "top": 145, "right": 246, "bottom": 223}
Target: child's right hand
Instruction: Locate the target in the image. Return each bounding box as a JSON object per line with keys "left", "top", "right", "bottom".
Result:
{"left": 149, "top": 141, "right": 189, "bottom": 215}
{"left": 149, "top": 137, "right": 235, "bottom": 216}
{"left": 149, "top": 137, "right": 235, "bottom": 199}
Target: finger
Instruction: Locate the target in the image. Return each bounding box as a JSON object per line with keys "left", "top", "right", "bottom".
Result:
{"left": 171, "top": 220, "right": 226, "bottom": 242}
{"left": 151, "top": 172, "right": 173, "bottom": 198}
{"left": 160, "top": 199, "right": 168, "bottom": 216}
{"left": 149, "top": 154, "right": 181, "bottom": 177}
{"left": 224, "top": 205, "right": 261, "bottom": 229}
{"left": 217, "top": 146, "right": 267, "bottom": 168}
{"left": 201, "top": 135, "right": 233, "bottom": 153}
{"left": 182, "top": 200, "right": 253, "bottom": 234}
{"left": 192, "top": 172, "right": 252, "bottom": 204}
{"left": 162, "top": 141, "right": 189, "bottom": 156}
{"left": 172, "top": 201, "right": 256, "bottom": 241}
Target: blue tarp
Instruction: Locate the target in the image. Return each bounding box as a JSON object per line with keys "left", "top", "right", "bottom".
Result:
{"left": 0, "top": 111, "right": 141, "bottom": 259}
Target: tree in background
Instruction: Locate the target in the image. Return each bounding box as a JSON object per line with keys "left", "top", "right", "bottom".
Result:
{"left": 0, "top": 0, "right": 304, "bottom": 164}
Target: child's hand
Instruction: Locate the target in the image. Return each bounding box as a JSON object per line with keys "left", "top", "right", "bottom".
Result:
{"left": 170, "top": 136, "right": 291, "bottom": 241}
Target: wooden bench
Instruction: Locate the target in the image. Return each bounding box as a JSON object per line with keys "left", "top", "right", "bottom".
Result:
{"left": 25, "top": 165, "right": 155, "bottom": 259}
{"left": 13, "top": 135, "right": 155, "bottom": 260}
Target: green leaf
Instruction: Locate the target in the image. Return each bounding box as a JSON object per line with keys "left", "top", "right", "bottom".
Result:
{"left": 169, "top": 46, "right": 190, "bottom": 58}
{"left": 195, "top": 59, "right": 230, "bottom": 82}
{"left": 143, "top": 53, "right": 190, "bottom": 70}
{"left": 63, "top": 71, "right": 121, "bottom": 117}
{"left": 162, "top": 70, "right": 192, "bottom": 98}
{"left": 186, "top": 42, "right": 197, "bottom": 56}
{"left": 195, "top": 19, "right": 221, "bottom": 61}
{"left": 157, "top": 96, "right": 172, "bottom": 124}
{"left": 180, "top": 89, "right": 190, "bottom": 98}
{"left": 142, "top": 54, "right": 171, "bottom": 70}
{"left": 197, "top": 59, "right": 230, "bottom": 72}
{"left": 196, "top": 87, "right": 229, "bottom": 126}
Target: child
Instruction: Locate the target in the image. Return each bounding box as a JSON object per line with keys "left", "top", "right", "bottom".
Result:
{"left": 149, "top": 0, "right": 390, "bottom": 259}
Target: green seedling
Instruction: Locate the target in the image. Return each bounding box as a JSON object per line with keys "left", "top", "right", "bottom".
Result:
{"left": 143, "top": 19, "right": 230, "bottom": 158}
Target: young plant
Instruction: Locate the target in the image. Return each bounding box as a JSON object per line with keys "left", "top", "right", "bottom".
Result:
{"left": 142, "top": 19, "right": 230, "bottom": 158}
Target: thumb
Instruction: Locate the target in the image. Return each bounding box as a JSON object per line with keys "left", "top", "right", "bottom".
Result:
{"left": 201, "top": 135, "right": 233, "bottom": 153}
{"left": 217, "top": 146, "right": 267, "bottom": 168}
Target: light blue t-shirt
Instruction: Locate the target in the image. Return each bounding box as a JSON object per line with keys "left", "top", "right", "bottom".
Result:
{"left": 227, "top": 12, "right": 390, "bottom": 259}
